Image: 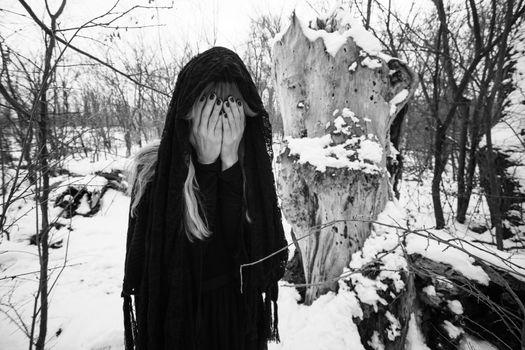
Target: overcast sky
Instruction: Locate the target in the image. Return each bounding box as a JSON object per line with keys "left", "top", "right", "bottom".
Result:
{"left": 1, "top": 0, "right": 430, "bottom": 61}
{"left": 1, "top": 0, "right": 323, "bottom": 59}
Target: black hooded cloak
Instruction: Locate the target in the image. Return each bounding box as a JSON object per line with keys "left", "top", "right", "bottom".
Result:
{"left": 121, "top": 46, "right": 288, "bottom": 349}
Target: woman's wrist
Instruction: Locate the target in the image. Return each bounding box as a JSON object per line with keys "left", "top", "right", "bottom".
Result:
{"left": 196, "top": 153, "right": 218, "bottom": 165}
{"left": 221, "top": 153, "right": 238, "bottom": 171}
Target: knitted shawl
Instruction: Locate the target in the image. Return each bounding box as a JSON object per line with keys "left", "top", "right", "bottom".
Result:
{"left": 121, "top": 46, "right": 288, "bottom": 349}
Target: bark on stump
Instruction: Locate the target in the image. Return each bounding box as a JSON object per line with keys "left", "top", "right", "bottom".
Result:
{"left": 272, "top": 11, "right": 417, "bottom": 304}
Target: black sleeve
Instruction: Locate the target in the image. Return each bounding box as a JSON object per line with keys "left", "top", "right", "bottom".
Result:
{"left": 218, "top": 161, "right": 244, "bottom": 261}
{"left": 193, "top": 156, "right": 220, "bottom": 233}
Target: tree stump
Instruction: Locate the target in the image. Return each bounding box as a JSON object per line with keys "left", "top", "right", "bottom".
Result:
{"left": 272, "top": 9, "right": 417, "bottom": 304}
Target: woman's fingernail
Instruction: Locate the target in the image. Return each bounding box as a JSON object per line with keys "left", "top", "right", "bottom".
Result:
{"left": 225, "top": 101, "right": 230, "bottom": 108}
{"left": 209, "top": 92, "right": 215, "bottom": 100}
{"left": 200, "top": 94, "right": 206, "bottom": 102}
{"left": 229, "top": 96, "right": 235, "bottom": 102}
{"left": 237, "top": 99, "right": 242, "bottom": 106}
{"left": 216, "top": 98, "right": 222, "bottom": 105}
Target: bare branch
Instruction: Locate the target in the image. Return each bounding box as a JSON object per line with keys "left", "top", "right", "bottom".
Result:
{"left": 17, "top": 0, "right": 171, "bottom": 97}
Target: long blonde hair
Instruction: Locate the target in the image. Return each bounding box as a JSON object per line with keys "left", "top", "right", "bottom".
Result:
{"left": 126, "top": 140, "right": 159, "bottom": 216}
{"left": 128, "top": 80, "right": 257, "bottom": 242}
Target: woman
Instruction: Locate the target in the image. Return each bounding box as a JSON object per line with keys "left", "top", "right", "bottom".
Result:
{"left": 121, "top": 46, "right": 288, "bottom": 350}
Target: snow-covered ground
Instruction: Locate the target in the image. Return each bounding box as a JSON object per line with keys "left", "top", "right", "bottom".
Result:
{"left": 1, "top": 147, "right": 523, "bottom": 349}
{"left": 0, "top": 153, "right": 131, "bottom": 350}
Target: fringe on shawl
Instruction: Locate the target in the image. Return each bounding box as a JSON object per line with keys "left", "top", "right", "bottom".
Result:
{"left": 263, "top": 282, "right": 280, "bottom": 343}
{"left": 122, "top": 291, "right": 138, "bottom": 350}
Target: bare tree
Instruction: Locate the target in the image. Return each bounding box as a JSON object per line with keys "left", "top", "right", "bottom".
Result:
{"left": 354, "top": 0, "right": 525, "bottom": 239}
{"left": 0, "top": 1, "right": 173, "bottom": 347}
{"left": 243, "top": 12, "right": 283, "bottom": 136}
{"left": 431, "top": 0, "right": 524, "bottom": 238}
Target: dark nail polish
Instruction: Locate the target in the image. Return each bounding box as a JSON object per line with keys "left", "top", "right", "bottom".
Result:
{"left": 216, "top": 98, "right": 222, "bottom": 105}
{"left": 225, "top": 101, "right": 230, "bottom": 108}
{"left": 209, "top": 93, "right": 215, "bottom": 100}
{"left": 200, "top": 94, "right": 205, "bottom": 102}
{"left": 229, "top": 96, "right": 235, "bottom": 102}
{"left": 237, "top": 100, "right": 242, "bottom": 106}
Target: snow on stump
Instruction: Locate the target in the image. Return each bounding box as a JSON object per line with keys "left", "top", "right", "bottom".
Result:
{"left": 272, "top": 9, "right": 417, "bottom": 304}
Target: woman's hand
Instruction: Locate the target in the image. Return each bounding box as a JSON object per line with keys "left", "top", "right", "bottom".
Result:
{"left": 189, "top": 92, "right": 224, "bottom": 164}
{"left": 221, "top": 95, "right": 245, "bottom": 170}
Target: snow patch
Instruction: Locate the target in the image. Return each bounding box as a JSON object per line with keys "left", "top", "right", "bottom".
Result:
{"left": 351, "top": 272, "right": 388, "bottom": 310}
{"left": 359, "top": 139, "right": 383, "bottom": 164}
{"left": 367, "top": 331, "right": 385, "bottom": 350}
{"left": 269, "top": 19, "right": 292, "bottom": 54}
{"left": 274, "top": 283, "right": 366, "bottom": 350}
{"left": 361, "top": 56, "right": 382, "bottom": 69}
{"left": 406, "top": 313, "right": 431, "bottom": 350}
{"left": 385, "top": 311, "right": 401, "bottom": 341}
{"left": 442, "top": 320, "right": 464, "bottom": 339}
{"left": 284, "top": 133, "right": 383, "bottom": 173}
{"left": 75, "top": 194, "right": 92, "bottom": 215}
{"left": 346, "top": 202, "right": 408, "bottom": 310}
{"left": 342, "top": 107, "right": 359, "bottom": 122}
{"left": 389, "top": 89, "right": 409, "bottom": 116}
{"left": 447, "top": 300, "right": 464, "bottom": 315}
{"left": 334, "top": 116, "right": 347, "bottom": 131}
{"left": 422, "top": 285, "right": 436, "bottom": 296}
{"left": 293, "top": 12, "right": 390, "bottom": 60}
{"left": 405, "top": 229, "right": 491, "bottom": 285}
{"left": 388, "top": 141, "right": 399, "bottom": 158}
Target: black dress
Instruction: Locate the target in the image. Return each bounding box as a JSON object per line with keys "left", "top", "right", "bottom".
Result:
{"left": 191, "top": 157, "right": 268, "bottom": 350}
